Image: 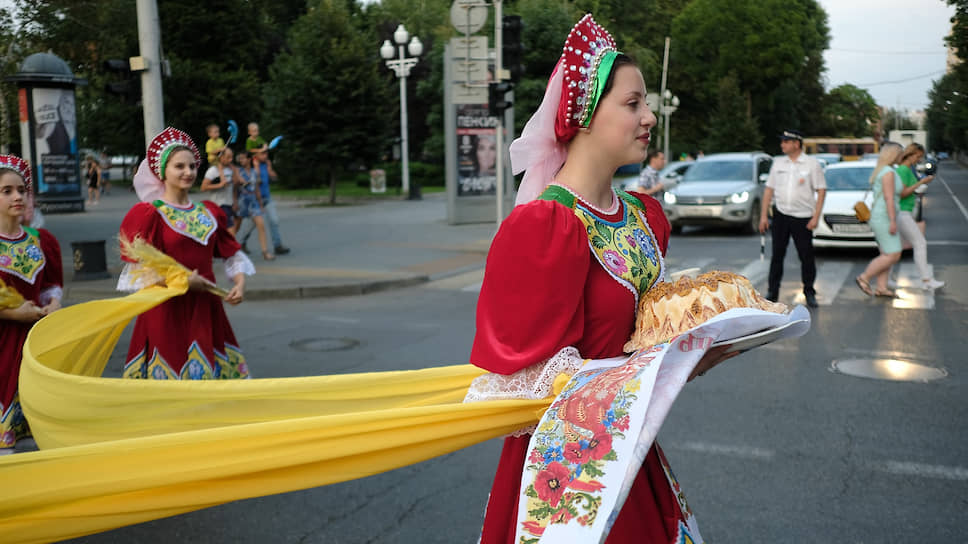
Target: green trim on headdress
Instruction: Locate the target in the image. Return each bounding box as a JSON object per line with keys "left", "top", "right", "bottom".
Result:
{"left": 158, "top": 145, "right": 179, "bottom": 179}
{"left": 580, "top": 50, "right": 620, "bottom": 128}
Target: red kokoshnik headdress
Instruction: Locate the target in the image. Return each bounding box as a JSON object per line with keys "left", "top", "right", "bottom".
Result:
{"left": 0, "top": 154, "right": 38, "bottom": 226}
{"left": 509, "top": 14, "right": 622, "bottom": 205}
{"left": 0, "top": 154, "right": 32, "bottom": 191}
{"left": 133, "top": 127, "right": 201, "bottom": 202}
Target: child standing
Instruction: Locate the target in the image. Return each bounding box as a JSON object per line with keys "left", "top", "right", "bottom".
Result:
{"left": 0, "top": 155, "right": 63, "bottom": 454}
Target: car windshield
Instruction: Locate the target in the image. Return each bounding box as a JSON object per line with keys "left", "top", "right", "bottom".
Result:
{"left": 681, "top": 160, "right": 750, "bottom": 182}
{"left": 825, "top": 166, "right": 874, "bottom": 190}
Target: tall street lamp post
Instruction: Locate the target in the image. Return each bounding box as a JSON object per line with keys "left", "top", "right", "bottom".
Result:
{"left": 380, "top": 25, "right": 423, "bottom": 200}
{"left": 661, "top": 89, "right": 679, "bottom": 161}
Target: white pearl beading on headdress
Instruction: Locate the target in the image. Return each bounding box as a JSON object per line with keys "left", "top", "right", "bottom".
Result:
{"left": 146, "top": 127, "right": 200, "bottom": 178}
{"left": 560, "top": 14, "right": 617, "bottom": 128}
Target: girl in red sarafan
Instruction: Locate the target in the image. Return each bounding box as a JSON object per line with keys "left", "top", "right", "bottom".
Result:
{"left": 463, "top": 15, "right": 733, "bottom": 543}
{"left": 0, "top": 155, "right": 63, "bottom": 454}
{"left": 118, "top": 127, "right": 255, "bottom": 380}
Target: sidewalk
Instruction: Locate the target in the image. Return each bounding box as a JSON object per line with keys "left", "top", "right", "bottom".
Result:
{"left": 45, "top": 190, "right": 498, "bottom": 303}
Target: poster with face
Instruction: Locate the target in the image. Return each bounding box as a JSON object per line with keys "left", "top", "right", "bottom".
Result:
{"left": 456, "top": 104, "right": 498, "bottom": 196}
{"left": 31, "top": 87, "right": 80, "bottom": 195}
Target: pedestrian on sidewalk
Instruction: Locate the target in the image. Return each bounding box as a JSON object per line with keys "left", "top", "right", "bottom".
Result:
{"left": 624, "top": 149, "right": 666, "bottom": 196}
{"left": 201, "top": 147, "right": 239, "bottom": 235}
{"left": 85, "top": 156, "right": 101, "bottom": 206}
{"left": 119, "top": 127, "right": 255, "bottom": 380}
{"left": 234, "top": 150, "right": 274, "bottom": 260}
{"left": 463, "top": 14, "right": 735, "bottom": 543}
{"left": 239, "top": 147, "right": 289, "bottom": 255}
{"left": 0, "top": 155, "right": 63, "bottom": 454}
{"left": 856, "top": 142, "right": 905, "bottom": 297}
{"left": 758, "top": 129, "right": 826, "bottom": 307}
{"left": 895, "top": 143, "right": 943, "bottom": 290}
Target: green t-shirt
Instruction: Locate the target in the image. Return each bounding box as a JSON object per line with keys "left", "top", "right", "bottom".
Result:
{"left": 245, "top": 136, "right": 267, "bottom": 152}
{"left": 895, "top": 164, "right": 918, "bottom": 212}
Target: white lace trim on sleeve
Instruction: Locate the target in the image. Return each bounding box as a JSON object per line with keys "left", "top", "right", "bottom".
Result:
{"left": 464, "top": 346, "right": 585, "bottom": 403}
{"left": 38, "top": 286, "right": 63, "bottom": 306}
{"left": 116, "top": 263, "right": 163, "bottom": 292}
{"left": 224, "top": 251, "right": 255, "bottom": 278}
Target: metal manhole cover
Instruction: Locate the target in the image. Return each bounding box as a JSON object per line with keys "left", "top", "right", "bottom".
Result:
{"left": 830, "top": 358, "right": 947, "bottom": 383}
{"left": 289, "top": 337, "right": 360, "bottom": 352}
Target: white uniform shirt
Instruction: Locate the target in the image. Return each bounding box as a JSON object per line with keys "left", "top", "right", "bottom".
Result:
{"left": 766, "top": 153, "right": 825, "bottom": 218}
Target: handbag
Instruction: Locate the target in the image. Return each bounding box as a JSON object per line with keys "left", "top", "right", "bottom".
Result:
{"left": 854, "top": 185, "right": 872, "bottom": 222}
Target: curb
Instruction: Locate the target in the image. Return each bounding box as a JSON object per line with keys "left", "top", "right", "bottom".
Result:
{"left": 63, "top": 273, "right": 444, "bottom": 304}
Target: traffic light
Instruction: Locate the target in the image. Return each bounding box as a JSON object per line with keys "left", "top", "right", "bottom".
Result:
{"left": 489, "top": 81, "right": 514, "bottom": 113}
{"left": 502, "top": 15, "right": 524, "bottom": 82}
{"left": 103, "top": 59, "right": 138, "bottom": 102}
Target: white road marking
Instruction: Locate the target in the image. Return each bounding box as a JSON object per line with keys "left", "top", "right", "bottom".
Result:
{"left": 671, "top": 441, "right": 776, "bottom": 460}
{"left": 781, "top": 260, "right": 851, "bottom": 307}
{"left": 315, "top": 315, "right": 362, "bottom": 324}
{"left": 875, "top": 461, "right": 968, "bottom": 481}
{"left": 938, "top": 175, "right": 968, "bottom": 224}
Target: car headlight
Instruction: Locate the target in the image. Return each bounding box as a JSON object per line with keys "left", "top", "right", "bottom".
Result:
{"left": 728, "top": 191, "right": 749, "bottom": 204}
{"left": 663, "top": 192, "right": 677, "bottom": 205}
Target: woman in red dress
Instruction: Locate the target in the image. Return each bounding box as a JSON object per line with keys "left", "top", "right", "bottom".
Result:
{"left": 118, "top": 127, "right": 255, "bottom": 380}
{"left": 0, "top": 155, "right": 63, "bottom": 454}
{"left": 465, "top": 15, "right": 732, "bottom": 543}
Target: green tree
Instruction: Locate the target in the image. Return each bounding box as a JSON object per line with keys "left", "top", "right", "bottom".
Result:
{"left": 819, "top": 84, "right": 879, "bottom": 137}
{"left": 702, "top": 72, "right": 761, "bottom": 153}
{"left": 264, "top": 0, "right": 394, "bottom": 202}
{"left": 926, "top": 0, "right": 968, "bottom": 152}
{"left": 669, "top": 0, "right": 829, "bottom": 153}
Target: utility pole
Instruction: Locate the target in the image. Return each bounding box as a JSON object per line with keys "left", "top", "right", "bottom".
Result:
{"left": 136, "top": 0, "right": 165, "bottom": 147}
{"left": 658, "top": 37, "right": 670, "bottom": 155}
{"left": 494, "top": 0, "right": 505, "bottom": 224}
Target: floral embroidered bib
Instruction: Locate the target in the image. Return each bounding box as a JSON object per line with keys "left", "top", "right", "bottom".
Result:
{"left": 0, "top": 227, "right": 46, "bottom": 283}
{"left": 538, "top": 185, "right": 665, "bottom": 302}
{"left": 153, "top": 200, "right": 216, "bottom": 244}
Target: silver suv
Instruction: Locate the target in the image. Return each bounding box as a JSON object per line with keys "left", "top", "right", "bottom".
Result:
{"left": 661, "top": 152, "right": 772, "bottom": 233}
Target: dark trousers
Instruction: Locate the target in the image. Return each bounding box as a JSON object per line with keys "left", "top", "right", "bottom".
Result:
{"left": 768, "top": 208, "right": 816, "bottom": 297}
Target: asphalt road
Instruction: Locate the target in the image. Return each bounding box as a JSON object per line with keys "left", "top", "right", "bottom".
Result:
{"left": 61, "top": 161, "right": 968, "bottom": 543}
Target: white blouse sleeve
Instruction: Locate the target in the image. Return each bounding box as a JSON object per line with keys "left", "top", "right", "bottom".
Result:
{"left": 224, "top": 250, "right": 256, "bottom": 278}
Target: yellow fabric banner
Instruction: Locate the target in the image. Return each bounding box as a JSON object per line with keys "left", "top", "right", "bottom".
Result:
{"left": 3, "top": 285, "right": 548, "bottom": 544}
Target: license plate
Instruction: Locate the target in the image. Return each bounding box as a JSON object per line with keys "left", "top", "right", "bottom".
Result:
{"left": 679, "top": 207, "right": 716, "bottom": 217}
{"left": 832, "top": 223, "right": 871, "bottom": 234}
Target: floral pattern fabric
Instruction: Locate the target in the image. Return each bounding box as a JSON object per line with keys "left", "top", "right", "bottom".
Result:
{"left": 153, "top": 200, "right": 217, "bottom": 245}
{"left": 123, "top": 341, "right": 250, "bottom": 380}
{"left": 516, "top": 345, "right": 666, "bottom": 542}
{"left": 0, "top": 229, "right": 46, "bottom": 284}
{"left": 573, "top": 196, "right": 663, "bottom": 302}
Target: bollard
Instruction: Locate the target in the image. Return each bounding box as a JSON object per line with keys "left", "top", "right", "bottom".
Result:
{"left": 71, "top": 240, "right": 110, "bottom": 281}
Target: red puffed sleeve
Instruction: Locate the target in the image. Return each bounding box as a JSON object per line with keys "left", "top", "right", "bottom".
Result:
{"left": 37, "top": 228, "right": 63, "bottom": 290}
{"left": 626, "top": 191, "right": 670, "bottom": 256}
{"left": 119, "top": 202, "right": 163, "bottom": 263}
{"left": 470, "top": 200, "right": 591, "bottom": 375}
{"left": 202, "top": 201, "right": 241, "bottom": 259}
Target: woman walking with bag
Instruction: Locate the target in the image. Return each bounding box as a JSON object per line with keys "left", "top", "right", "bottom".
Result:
{"left": 856, "top": 142, "right": 904, "bottom": 297}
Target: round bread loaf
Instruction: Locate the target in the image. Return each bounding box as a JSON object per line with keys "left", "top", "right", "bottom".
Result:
{"left": 624, "top": 270, "right": 788, "bottom": 352}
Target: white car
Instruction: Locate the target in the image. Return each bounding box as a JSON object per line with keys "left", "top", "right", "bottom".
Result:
{"left": 813, "top": 160, "right": 878, "bottom": 248}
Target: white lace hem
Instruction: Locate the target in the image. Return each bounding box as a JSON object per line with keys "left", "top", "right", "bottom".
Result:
{"left": 116, "top": 263, "right": 163, "bottom": 292}
{"left": 225, "top": 251, "right": 255, "bottom": 278}
{"left": 464, "top": 347, "right": 587, "bottom": 436}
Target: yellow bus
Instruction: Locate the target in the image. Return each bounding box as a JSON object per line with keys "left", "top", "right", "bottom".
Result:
{"left": 803, "top": 137, "right": 879, "bottom": 161}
